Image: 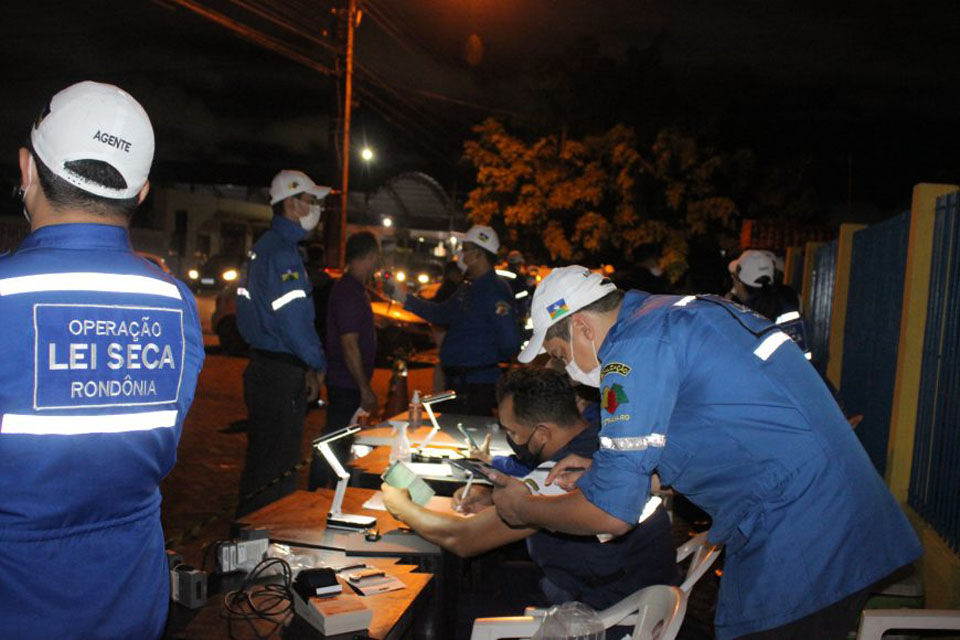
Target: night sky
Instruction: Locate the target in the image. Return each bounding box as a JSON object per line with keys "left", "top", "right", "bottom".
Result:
{"left": 3, "top": 0, "right": 960, "bottom": 218}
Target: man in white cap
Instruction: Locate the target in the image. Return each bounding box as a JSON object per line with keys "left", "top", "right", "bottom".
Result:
{"left": 488, "top": 266, "right": 921, "bottom": 640}
{"left": 235, "top": 169, "right": 330, "bottom": 515}
{"left": 396, "top": 224, "right": 520, "bottom": 414}
{"left": 727, "top": 249, "right": 777, "bottom": 304}
{"left": 0, "top": 81, "right": 205, "bottom": 639}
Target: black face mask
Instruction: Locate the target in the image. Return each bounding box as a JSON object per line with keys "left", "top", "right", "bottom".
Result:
{"left": 506, "top": 431, "right": 543, "bottom": 469}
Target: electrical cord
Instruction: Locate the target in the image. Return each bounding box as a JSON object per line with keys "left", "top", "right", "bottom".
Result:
{"left": 220, "top": 557, "right": 294, "bottom": 640}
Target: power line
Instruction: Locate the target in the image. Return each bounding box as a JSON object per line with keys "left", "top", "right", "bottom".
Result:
{"left": 166, "top": 0, "right": 335, "bottom": 75}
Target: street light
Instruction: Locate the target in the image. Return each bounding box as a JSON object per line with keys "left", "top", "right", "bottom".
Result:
{"left": 361, "top": 146, "right": 374, "bottom": 162}
{"left": 383, "top": 216, "right": 393, "bottom": 228}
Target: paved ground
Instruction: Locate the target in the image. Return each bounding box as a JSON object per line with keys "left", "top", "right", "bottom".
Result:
{"left": 160, "top": 338, "right": 718, "bottom": 638}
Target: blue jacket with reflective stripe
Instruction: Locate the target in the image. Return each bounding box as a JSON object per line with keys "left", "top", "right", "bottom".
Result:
{"left": 236, "top": 216, "right": 326, "bottom": 371}
{"left": 404, "top": 269, "right": 519, "bottom": 383}
{"left": 577, "top": 291, "right": 921, "bottom": 638}
{"left": 0, "top": 223, "right": 205, "bottom": 640}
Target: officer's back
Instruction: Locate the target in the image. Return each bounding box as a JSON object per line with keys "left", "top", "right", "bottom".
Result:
{"left": 0, "top": 82, "right": 204, "bottom": 640}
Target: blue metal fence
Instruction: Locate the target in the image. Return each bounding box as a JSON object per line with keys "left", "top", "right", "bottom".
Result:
{"left": 808, "top": 241, "right": 837, "bottom": 373}
{"left": 910, "top": 191, "right": 960, "bottom": 553}
{"left": 839, "top": 212, "right": 911, "bottom": 475}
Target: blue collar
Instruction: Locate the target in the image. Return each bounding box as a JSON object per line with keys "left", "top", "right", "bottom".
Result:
{"left": 598, "top": 290, "right": 651, "bottom": 361}
{"left": 18, "top": 223, "right": 132, "bottom": 252}
{"left": 551, "top": 419, "right": 601, "bottom": 461}
{"left": 271, "top": 215, "right": 307, "bottom": 243}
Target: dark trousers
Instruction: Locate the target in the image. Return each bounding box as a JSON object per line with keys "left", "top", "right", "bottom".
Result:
{"left": 443, "top": 378, "right": 498, "bottom": 416}
{"left": 738, "top": 585, "right": 872, "bottom": 640}
{"left": 308, "top": 385, "right": 360, "bottom": 490}
{"left": 236, "top": 353, "right": 307, "bottom": 517}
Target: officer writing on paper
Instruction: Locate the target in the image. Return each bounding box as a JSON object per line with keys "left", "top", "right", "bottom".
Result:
{"left": 393, "top": 225, "right": 520, "bottom": 415}
{"left": 235, "top": 169, "right": 329, "bottom": 515}
{"left": 490, "top": 267, "right": 922, "bottom": 640}
{"left": 0, "top": 82, "right": 205, "bottom": 639}
{"left": 380, "top": 367, "right": 679, "bottom": 610}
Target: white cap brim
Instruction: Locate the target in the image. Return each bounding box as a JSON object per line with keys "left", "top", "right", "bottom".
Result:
{"left": 518, "top": 329, "right": 547, "bottom": 363}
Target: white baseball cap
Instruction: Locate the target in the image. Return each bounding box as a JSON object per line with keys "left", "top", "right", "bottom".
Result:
{"left": 269, "top": 169, "right": 332, "bottom": 205}
{"left": 518, "top": 265, "right": 618, "bottom": 363}
{"left": 462, "top": 225, "right": 499, "bottom": 254}
{"left": 729, "top": 250, "right": 776, "bottom": 287}
{"left": 30, "top": 81, "right": 155, "bottom": 200}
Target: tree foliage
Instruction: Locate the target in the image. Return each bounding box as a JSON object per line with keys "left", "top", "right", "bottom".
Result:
{"left": 463, "top": 119, "right": 744, "bottom": 281}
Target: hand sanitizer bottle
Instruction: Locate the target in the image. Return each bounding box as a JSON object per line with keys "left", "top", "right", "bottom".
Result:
{"left": 409, "top": 390, "right": 422, "bottom": 429}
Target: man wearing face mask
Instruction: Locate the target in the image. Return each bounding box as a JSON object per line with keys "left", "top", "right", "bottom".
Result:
{"left": 380, "top": 367, "right": 679, "bottom": 611}
{"left": 489, "top": 266, "right": 923, "bottom": 640}
{"left": 0, "top": 81, "right": 205, "bottom": 639}
{"left": 235, "top": 169, "right": 329, "bottom": 515}
{"left": 395, "top": 225, "right": 520, "bottom": 415}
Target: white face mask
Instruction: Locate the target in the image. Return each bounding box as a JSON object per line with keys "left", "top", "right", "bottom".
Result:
{"left": 299, "top": 204, "right": 322, "bottom": 231}
{"left": 455, "top": 249, "right": 468, "bottom": 273}
{"left": 21, "top": 157, "right": 34, "bottom": 223}
{"left": 566, "top": 337, "right": 601, "bottom": 387}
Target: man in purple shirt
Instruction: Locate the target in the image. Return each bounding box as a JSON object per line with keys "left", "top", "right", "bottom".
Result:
{"left": 310, "top": 231, "right": 380, "bottom": 487}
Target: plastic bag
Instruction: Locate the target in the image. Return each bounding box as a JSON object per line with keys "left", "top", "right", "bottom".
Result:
{"left": 532, "top": 601, "right": 606, "bottom": 640}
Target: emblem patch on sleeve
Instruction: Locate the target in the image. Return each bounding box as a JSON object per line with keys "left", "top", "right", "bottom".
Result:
{"left": 33, "top": 304, "right": 185, "bottom": 410}
{"left": 281, "top": 268, "right": 299, "bottom": 282}
{"left": 601, "top": 383, "right": 629, "bottom": 414}
{"left": 495, "top": 301, "right": 511, "bottom": 316}
{"left": 600, "top": 362, "right": 632, "bottom": 381}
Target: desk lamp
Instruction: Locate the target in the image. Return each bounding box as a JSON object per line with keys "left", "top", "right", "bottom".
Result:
{"left": 313, "top": 426, "right": 378, "bottom": 531}
{"left": 416, "top": 390, "right": 456, "bottom": 453}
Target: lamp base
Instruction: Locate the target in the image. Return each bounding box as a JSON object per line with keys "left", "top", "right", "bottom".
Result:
{"left": 326, "top": 512, "right": 378, "bottom": 531}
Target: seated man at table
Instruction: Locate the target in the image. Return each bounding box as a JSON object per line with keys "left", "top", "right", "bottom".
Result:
{"left": 381, "top": 368, "right": 680, "bottom": 610}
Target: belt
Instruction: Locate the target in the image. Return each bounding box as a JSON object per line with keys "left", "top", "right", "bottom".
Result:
{"left": 442, "top": 363, "right": 500, "bottom": 377}
{"left": 252, "top": 348, "right": 308, "bottom": 370}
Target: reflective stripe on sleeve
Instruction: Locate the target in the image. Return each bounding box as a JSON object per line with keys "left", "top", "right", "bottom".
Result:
{"left": 775, "top": 311, "right": 801, "bottom": 324}
{"left": 0, "top": 273, "right": 182, "bottom": 299}
{"left": 753, "top": 331, "right": 791, "bottom": 361}
{"left": 271, "top": 289, "right": 306, "bottom": 310}
{"left": 600, "top": 433, "right": 666, "bottom": 451}
{"left": 237, "top": 287, "right": 251, "bottom": 299}
{"left": 674, "top": 295, "right": 696, "bottom": 307}
{"left": 1, "top": 409, "right": 178, "bottom": 435}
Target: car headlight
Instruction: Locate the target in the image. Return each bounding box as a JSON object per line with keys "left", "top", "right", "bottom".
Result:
{"left": 222, "top": 269, "right": 239, "bottom": 282}
{"left": 396, "top": 271, "right": 406, "bottom": 282}
{"left": 188, "top": 269, "right": 199, "bottom": 280}
{"left": 417, "top": 273, "right": 429, "bottom": 284}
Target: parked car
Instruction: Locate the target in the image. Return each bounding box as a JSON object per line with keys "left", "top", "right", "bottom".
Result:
{"left": 135, "top": 251, "right": 172, "bottom": 275}
{"left": 187, "top": 254, "right": 243, "bottom": 292}
{"left": 211, "top": 273, "right": 434, "bottom": 361}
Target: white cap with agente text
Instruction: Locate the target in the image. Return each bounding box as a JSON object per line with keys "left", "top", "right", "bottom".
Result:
{"left": 518, "top": 266, "right": 617, "bottom": 363}
{"left": 269, "top": 169, "right": 332, "bottom": 205}
{"left": 31, "top": 81, "right": 155, "bottom": 200}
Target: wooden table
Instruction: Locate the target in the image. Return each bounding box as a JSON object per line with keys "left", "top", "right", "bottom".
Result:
{"left": 168, "top": 551, "right": 432, "bottom": 640}
{"left": 170, "top": 489, "right": 444, "bottom": 640}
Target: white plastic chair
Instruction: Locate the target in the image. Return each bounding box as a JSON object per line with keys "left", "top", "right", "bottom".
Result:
{"left": 469, "top": 584, "right": 686, "bottom": 640}
{"left": 855, "top": 609, "right": 960, "bottom": 639}
{"left": 675, "top": 530, "right": 721, "bottom": 594}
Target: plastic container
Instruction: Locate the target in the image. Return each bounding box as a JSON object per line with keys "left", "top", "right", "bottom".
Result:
{"left": 389, "top": 420, "right": 411, "bottom": 464}
{"left": 532, "top": 601, "right": 605, "bottom": 640}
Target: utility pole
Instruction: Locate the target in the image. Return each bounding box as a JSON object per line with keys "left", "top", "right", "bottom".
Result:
{"left": 338, "top": 0, "right": 357, "bottom": 269}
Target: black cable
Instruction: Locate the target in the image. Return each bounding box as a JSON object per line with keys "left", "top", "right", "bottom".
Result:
{"left": 221, "top": 557, "right": 294, "bottom": 640}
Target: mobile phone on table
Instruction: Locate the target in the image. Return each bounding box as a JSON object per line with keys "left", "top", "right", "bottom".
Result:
{"left": 448, "top": 458, "right": 500, "bottom": 484}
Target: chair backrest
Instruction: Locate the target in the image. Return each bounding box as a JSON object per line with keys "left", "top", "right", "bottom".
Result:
{"left": 599, "top": 584, "right": 686, "bottom": 640}
{"left": 856, "top": 609, "right": 960, "bottom": 640}
{"left": 676, "top": 530, "right": 722, "bottom": 594}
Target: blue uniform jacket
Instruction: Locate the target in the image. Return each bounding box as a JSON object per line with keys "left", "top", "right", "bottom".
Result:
{"left": 236, "top": 216, "right": 326, "bottom": 371}
{"left": 526, "top": 419, "right": 681, "bottom": 610}
{"left": 0, "top": 223, "right": 205, "bottom": 640}
{"left": 405, "top": 269, "right": 520, "bottom": 383}
{"left": 577, "top": 291, "right": 922, "bottom": 638}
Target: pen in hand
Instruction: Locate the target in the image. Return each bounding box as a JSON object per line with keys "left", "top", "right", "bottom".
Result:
{"left": 456, "top": 473, "right": 475, "bottom": 513}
